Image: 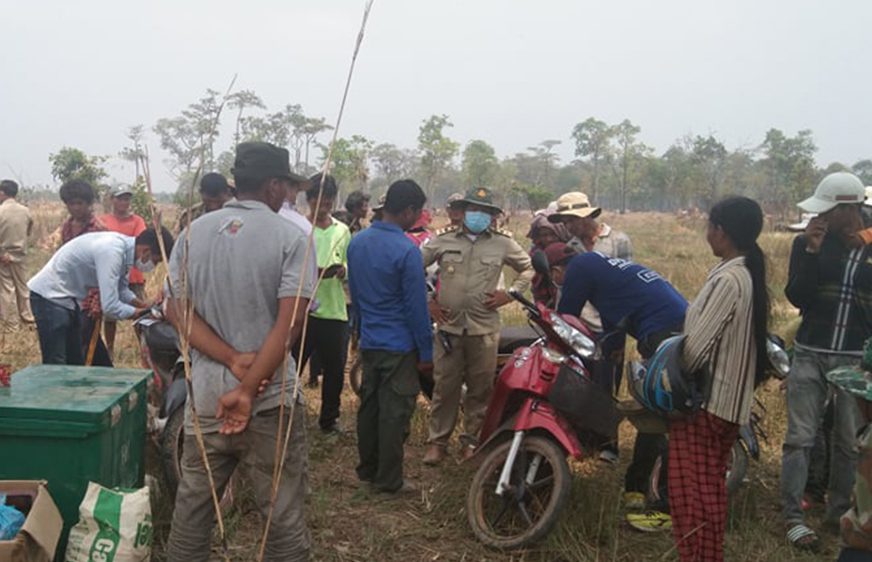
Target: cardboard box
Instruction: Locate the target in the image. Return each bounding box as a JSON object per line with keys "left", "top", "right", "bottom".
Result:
{"left": 0, "top": 481, "right": 63, "bottom": 562}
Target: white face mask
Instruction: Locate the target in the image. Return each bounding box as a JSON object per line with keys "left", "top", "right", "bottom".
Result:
{"left": 135, "top": 257, "right": 155, "bottom": 273}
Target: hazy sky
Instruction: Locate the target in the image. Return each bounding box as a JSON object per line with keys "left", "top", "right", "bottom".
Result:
{"left": 3, "top": 0, "right": 870, "bottom": 192}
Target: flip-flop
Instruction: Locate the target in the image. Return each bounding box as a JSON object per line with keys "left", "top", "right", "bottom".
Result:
{"left": 787, "top": 524, "right": 821, "bottom": 552}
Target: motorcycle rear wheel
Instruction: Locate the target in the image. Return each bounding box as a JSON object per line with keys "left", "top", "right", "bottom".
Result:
{"left": 466, "top": 435, "right": 571, "bottom": 549}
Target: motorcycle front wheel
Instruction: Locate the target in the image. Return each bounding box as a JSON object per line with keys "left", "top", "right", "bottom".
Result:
{"left": 466, "top": 435, "right": 571, "bottom": 549}
{"left": 161, "top": 406, "right": 236, "bottom": 512}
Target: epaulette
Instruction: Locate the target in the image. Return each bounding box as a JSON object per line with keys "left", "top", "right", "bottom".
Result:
{"left": 435, "top": 225, "right": 460, "bottom": 236}
{"left": 493, "top": 227, "right": 514, "bottom": 238}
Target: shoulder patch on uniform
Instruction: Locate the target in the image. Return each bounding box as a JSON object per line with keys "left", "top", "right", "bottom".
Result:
{"left": 435, "top": 225, "right": 459, "bottom": 236}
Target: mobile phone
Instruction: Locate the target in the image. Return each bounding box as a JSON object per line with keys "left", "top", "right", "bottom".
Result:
{"left": 324, "top": 264, "right": 343, "bottom": 278}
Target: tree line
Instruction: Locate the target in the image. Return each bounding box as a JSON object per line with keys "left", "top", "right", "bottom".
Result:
{"left": 30, "top": 88, "right": 872, "bottom": 218}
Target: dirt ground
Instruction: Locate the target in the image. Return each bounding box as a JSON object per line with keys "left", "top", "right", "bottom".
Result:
{"left": 2, "top": 208, "right": 839, "bottom": 561}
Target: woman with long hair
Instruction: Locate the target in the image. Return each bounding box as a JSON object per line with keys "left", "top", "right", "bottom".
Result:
{"left": 669, "top": 196, "right": 770, "bottom": 561}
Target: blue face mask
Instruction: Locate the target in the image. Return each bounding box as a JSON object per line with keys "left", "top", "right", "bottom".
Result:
{"left": 464, "top": 210, "right": 492, "bottom": 234}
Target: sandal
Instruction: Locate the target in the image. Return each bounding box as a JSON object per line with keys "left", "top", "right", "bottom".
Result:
{"left": 787, "top": 524, "right": 821, "bottom": 552}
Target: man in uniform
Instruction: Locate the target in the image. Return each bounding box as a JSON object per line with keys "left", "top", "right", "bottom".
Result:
{"left": 0, "top": 180, "right": 35, "bottom": 333}
{"left": 422, "top": 187, "right": 534, "bottom": 464}
{"left": 445, "top": 192, "right": 465, "bottom": 227}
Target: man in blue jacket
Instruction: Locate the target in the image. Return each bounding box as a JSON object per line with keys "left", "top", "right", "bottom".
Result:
{"left": 348, "top": 179, "right": 433, "bottom": 493}
{"left": 559, "top": 251, "right": 687, "bottom": 531}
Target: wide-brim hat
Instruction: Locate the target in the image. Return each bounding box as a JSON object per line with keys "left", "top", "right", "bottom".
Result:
{"left": 865, "top": 186, "right": 872, "bottom": 207}
{"left": 460, "top": 187, "right": 502, "bottom": 214}
{"left": 548, "top": 191, "right": 601, "bottom": 222}
{"left": 798, "top": 172, "right": 865, "bottom": 214}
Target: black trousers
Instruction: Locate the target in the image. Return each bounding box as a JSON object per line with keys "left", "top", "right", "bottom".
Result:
{"left": 623, "top": 326, "right": 684, "bottom": 509}
{"left": 300, "top": 315, "right": 349, "bottom": 429}
{"left": 356, "top": 350, "right": 419, "bottom": 492}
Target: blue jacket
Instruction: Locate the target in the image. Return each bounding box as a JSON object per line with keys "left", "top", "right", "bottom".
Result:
{"left": 557, "top": 251, "right": 687, "bottom": 341}
{"left": 348, "top": 221, "right": 433, "bottom": 362}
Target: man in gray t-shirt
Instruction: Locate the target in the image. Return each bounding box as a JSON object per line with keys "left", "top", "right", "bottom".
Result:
{"left": 165, "top": 142, "right": 314, "bottom": 562}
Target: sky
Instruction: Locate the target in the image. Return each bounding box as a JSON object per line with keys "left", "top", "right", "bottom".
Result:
{"left": 2, "top": 0, "right": 870, "bottom": 192}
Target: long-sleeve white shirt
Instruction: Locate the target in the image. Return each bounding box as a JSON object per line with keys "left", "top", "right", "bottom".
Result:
{"left": 28, "top": 231, "right": 138, "bottom": 319}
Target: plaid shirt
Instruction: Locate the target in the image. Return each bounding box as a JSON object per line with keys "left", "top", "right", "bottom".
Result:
{"left": 786, "top": 234, "right": 872, "bottom": 356}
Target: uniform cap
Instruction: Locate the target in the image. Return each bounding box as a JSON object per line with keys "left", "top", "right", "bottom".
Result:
{"left": 446, "top": 192, "right": 465, "bottom": 208}
{"left": 460, "top": 187, "right": 502, "bottom": 213}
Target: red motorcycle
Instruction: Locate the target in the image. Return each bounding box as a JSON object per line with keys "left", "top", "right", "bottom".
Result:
{"left": 466, "top": 290, "right": 620, "bottom": 549}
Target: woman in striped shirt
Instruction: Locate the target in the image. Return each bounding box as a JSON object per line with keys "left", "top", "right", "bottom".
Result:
{"left": 668, "top": 196, "right": 770, "bottom": 561}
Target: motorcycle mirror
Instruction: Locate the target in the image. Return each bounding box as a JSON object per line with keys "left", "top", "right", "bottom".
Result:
{"left": 531, "top": 250, "right": 550, "bottom": 278}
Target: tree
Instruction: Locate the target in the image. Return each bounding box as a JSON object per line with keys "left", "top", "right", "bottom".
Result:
{"left": 611, "top": 119, "right": 644, "bottom": 213}
{"left": 118, "top": 125, "right": 146, "bottom": 183}
{"left": 372, "top": 143, "right": 417, "bottom": 184}
{"left": 49, "top": 147, "right": 108, "bottom": 188}
{"left": 321, "top": 135, "right": 373, "bottom": 192}
{"left": 417, "top": 114, "right": 459, "bottom": 199}
{"left": 227, "top": 90, "right": 266, "bottom": 146}
{"left": 689, "top": 135, "right": 728, "bottom": 206}
{"left": 759, "top": 128, "right": 817, "bottom": 212}
{"left": 461, "top": 140, "right": 499, "bottom": 187}
{"left": 571, "top": 118, "right": 613, "bottom": 201}
{"left": 153, "top": 88, "right": 224, "bottom": 185}
{"left": 852, "top": 159, "right": 872, "bottom": 185}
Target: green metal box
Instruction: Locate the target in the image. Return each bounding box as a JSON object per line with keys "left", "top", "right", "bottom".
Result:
{"left": 0, "top": 365, "right": 150, "bottom": 556}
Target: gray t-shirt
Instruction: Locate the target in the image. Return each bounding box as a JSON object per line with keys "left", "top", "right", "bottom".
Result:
{"left": 169, "top": 199, "right": 314, "bottom": 433}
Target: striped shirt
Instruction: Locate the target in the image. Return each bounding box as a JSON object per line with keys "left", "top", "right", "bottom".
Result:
{"left": 682, "top": 256, "right": 756, "bottom": 425}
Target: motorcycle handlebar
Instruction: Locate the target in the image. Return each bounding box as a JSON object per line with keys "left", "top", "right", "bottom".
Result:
{"left": 508, "top": 289, "right": 540, "bottom": 317}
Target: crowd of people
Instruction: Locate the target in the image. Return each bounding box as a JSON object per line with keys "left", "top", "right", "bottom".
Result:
{"left": 3, "top": 140, "right": 872, "bottom": 561}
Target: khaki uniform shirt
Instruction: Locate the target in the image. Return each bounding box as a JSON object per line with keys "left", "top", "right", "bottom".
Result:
{"left": 423, "top": 226, "right": 533, "bottom": 336}
{"left": 0, "top": 199, "right": 33, "bottom": 262}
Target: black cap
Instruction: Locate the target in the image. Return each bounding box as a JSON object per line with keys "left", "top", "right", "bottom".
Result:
{"left": 200, "top": 173, "right": 230, "bottom": 193}
{"left": 232, "top": 142, "right": 307, "bottom": 182}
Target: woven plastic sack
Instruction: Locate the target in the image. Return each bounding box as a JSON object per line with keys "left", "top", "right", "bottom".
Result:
{"left": 65, "top": 482, "right": 151, "bottom": 562}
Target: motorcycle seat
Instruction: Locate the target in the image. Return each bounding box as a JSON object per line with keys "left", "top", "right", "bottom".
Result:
{"left": 145, "top": 321, "right": 180, "bottom": 352}
{"left": 498, "top": 325, "right": 540, "bottom": 354}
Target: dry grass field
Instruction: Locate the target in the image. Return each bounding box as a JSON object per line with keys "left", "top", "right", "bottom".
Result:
{"left": 1, "top": 203, "right": 835, "bottom": 561}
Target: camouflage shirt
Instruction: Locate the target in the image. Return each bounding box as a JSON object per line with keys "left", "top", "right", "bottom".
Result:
{"left": 841, "top": 422, "right": 872, "bottom": 551}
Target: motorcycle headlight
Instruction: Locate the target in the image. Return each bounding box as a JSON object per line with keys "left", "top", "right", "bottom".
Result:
{"left": 549, "top": 313, "right": 596, "bottom": 358}
{"left": 766, "top": 338, "right": 790, "bottom": 379}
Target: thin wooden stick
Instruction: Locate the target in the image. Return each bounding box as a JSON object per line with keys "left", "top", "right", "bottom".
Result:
{"left": 84, "top": 319, "right": 101, "bottom": 366}
{"left": 257, "top": 2, "right": 375, "bottom": 559}
{"left": 140, "top": 74, "right": 237, "bottom": 561}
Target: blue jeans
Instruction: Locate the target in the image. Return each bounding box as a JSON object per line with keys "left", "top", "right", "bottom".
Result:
{"left": 30, "top": 292, "right": 84, "bottom": 365}
{"left": 781, "top": 347, "right": 862, "bottom": 525}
